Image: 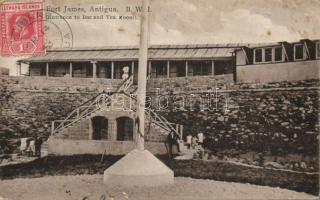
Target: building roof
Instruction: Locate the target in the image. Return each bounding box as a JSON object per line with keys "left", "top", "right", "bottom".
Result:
{"left": 18, "top": 43, "right": 276, "bottom": 63}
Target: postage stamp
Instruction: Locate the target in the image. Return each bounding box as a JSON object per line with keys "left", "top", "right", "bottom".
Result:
{"left": 0, "top": 1, "right": 45, "bottom": 56}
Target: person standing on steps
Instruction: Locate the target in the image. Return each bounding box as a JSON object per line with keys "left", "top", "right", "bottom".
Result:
{"left": 166, "top": 131, "right": 180, "bottom": 158}
{"left": 197, "top": 132, "right": 204, "bottom": 147}
{"left": 186, "top": 134, "right": 192, "bottom": 149}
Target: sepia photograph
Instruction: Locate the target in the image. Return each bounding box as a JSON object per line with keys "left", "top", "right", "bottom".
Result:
{"left": 0, "top": 0, "right": 319, "bottom": 199}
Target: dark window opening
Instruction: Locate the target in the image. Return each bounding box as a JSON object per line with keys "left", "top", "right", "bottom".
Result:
{"left": 116, "top": 117, "right": 133, "bottom": 141}
{"left": 40, "top": 65, "right": 46, "bottom": 76}
{"left": 295, "top": 44, "right": 304, "bottom": 60}
{"left": 151, "top": 61, "right": 167, "bottom": 78}
{"left": 317, "top": 43, "right": 320, "bottom": 58}
{"left": 265, "top": 48, "right": 272, "bottom": 62}
{"left": 49, "top": 62, "right": 69, "bottom": 77}
{"left": 91, "top": 116, "right": 108, "bottom": 140}
{"left": 72, "top": 62, "right": 91, "bottom": 78}
{"left": 97, "top": 62, "right": 112, "bottom": 78}
{"left": 190, "top": 60, "right": 211, "bottom": 76}
{"left": 255, "top": 49, "right": 262, "bottom": 63}
{"left": 275, "top": 47, "right": 282, "bottom": 61}
{"left": 133, "top": 61, "right": 138, "bottom": 84}
{"left": 170, "top": 61, "right": 186, "bottom": 77}
{"left": 214, "top": 60, "right": 233, "bottom": 75}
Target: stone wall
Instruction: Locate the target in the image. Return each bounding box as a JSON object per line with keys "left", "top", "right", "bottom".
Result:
{"left": 0, "top": 77, "right": 110, "bottom": 139}
{"left": 0, "top": 76, "right": 319, "bottom": 157}
{"left": 53, "top": 109, "right": 167, "bottom": 143}
{"left": 0, "top": 76, "right": 167, "bottom": 144}
{"left": 160, "top": 83, "right": 319, "bottom": 156}
{"left": 48, "top": 139, "right": 168, "bottom": 155}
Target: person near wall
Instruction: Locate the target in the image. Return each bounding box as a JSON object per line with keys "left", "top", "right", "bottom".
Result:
{"left": 35, "top": 136, "right": 43, "bottom": 157}
{"left": 29, "top": 139, "right": 36, "bottom": 157}
{"left": 186, "top": 134, "right": 192, "bottom": 149}
{"left": 191, "top": 136, "right": 198, "bottom": 149}
{"left": 122, "top": 66, "right": 129, "bottom": 80}
{"left": 197, "top": 132, "right": 204, "bottom": 146}
{"left": 20, "top": 137, "right": 29, "bottom": 154}
{"left": 166, "top": 131, "right": 180, "bottom": 158}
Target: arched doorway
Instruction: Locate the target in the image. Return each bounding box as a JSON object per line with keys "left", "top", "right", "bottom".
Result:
{"left": 116, "top": 117, "right": 133, "bottom": 141}
{"left": 91, "top": 116, "right": 108, "bottom": 140}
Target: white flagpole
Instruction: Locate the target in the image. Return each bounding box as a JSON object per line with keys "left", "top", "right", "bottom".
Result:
{"left": 136, "top": 0, "right": 149, "bottom": 150}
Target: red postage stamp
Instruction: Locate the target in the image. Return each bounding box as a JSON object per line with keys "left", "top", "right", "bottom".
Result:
{"left": 0, "top": 1, "right": 45, "bottom": 56}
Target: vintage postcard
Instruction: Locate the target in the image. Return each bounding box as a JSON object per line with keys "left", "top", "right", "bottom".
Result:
{"left": 0, "top": 0, "right": 319, "bottom": 200}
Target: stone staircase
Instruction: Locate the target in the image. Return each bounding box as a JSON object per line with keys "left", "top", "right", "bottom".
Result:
{"left": 51, "top": 76, "right": 182, "bottom": 142}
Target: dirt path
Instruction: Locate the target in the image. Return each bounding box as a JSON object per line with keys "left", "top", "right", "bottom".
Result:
{"left": 0, "top": 175, "right": 317, "bottom": 200}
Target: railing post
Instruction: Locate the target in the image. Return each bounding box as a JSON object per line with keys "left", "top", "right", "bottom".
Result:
{"left": 51, "top": 121, "right": 55, "bottom": 135}
{"left": 77, "top": 109, "right": 80, "bottom": 118}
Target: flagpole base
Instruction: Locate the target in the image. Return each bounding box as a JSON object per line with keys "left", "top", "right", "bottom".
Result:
{"left": 103, "top": 149, "right": 174, "bottom": 187}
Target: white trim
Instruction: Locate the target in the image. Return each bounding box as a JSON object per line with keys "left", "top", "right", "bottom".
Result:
{"left": 253, "top": 48, "right": 263, "bottom": 64}
{"left": 253, "top": 46, "right": 283, "bottom": 64}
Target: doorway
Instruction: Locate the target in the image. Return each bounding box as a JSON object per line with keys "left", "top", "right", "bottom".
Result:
{"left": 91, "top": 116, "right": 108, "bottom": 140}
{"left": 116, "top": 117, "right": 134, "bottom": 141}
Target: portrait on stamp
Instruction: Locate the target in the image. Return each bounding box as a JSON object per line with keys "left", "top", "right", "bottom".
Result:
{"left": 0, "top": 2, "right": 45, "bottom": 56}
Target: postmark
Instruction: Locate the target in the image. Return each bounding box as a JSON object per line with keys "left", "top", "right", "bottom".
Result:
{"left": 44, "top": 10, "right": 73, "bottom": 49}
{"left": 0, "top": 1, "right": 45, "bottom": 56}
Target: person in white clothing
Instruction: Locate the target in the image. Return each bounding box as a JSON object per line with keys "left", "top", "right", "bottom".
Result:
{"left": 20, "top": 138, "right": 28, "bottom": 153}
{"left": 186, "top": 135, "right": 192, "bottom": 149}
{"left": 29, "top": 140, "right": 35, "bottom": 156}
{"left": 197, "top": 132, "right": 204, "bottom": 146}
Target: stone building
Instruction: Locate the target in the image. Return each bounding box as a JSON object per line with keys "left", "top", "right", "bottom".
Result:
{"left": 17, "top": 39, "right": 320, "bottom": 84}
{"left": 14, "top": 39, "right": 320, "bottom": 155}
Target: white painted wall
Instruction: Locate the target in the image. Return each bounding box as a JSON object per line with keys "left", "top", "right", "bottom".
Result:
{"left": 237, "top": 60, "right": 320, "bottom": 83}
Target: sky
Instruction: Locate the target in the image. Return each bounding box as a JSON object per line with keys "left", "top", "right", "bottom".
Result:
{"left": 1, "top": 0, "right": 320, "bottom": 75}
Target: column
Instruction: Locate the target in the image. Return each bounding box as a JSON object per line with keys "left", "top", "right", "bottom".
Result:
{"left": 16, "top": 62, "right": 21, "bottom": 76}
{"left": 111, "top": 61, "right": 114, "bottom": 79}
{"left": 131, "top": 61, "right": 134, "bottom": 76}
{"left": 167, "top": 60, "right": 170, "bottom": 78}
{"left": 148, "top": 61, "right": 151, "bottom": 77}
{"left": 91, "top": 61, "right": 97, "bottom": 79}
{"left": 69, "top": 62, "right": 73, "bottom": 77}
{"left": 185, "top": 61, "right": 188, "bottom": 77}
{"left": 46, "top": 63, "right": 49, "bottom": 77}
{"left": 211, "top": 60, "right": 215, "bottom": 76}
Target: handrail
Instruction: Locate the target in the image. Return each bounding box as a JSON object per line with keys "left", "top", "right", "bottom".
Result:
{"left": 51, "top": 75, "right": 182, "bottom": 139}
{"left": 127, "top": 92, "right": 181, "bottom": 138}
{"left": 52, "top": 76, "right": 134, "bottom": 135}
